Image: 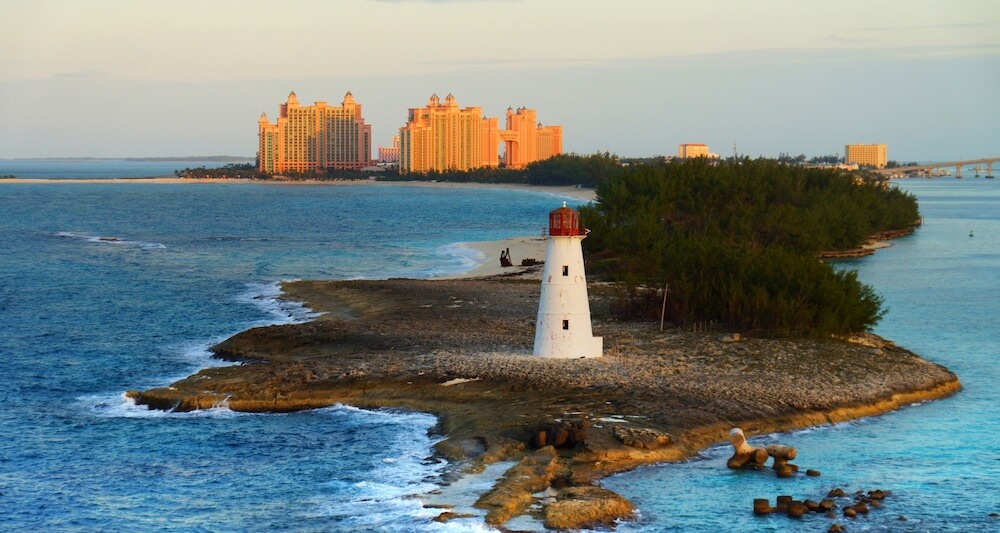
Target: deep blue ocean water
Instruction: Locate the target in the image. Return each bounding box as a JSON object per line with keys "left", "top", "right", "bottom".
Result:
{"left": 0, "top": 168, "right": 996, "bottom": 532}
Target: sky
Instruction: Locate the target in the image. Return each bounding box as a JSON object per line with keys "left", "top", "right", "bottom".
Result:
{"left": 1, "top": 0, "right": 998, "bottom": 161}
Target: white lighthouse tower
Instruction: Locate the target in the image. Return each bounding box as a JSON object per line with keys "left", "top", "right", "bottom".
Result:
{"left": 533, "top": 202, "right": 603, "bottom": 358}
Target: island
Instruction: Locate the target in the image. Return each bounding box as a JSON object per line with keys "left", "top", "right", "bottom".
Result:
{"left": 127, "top": 271, "right": 959, "bottom": 529}
{"left": 129, "top": 158, "right": 959, "bottom": 529}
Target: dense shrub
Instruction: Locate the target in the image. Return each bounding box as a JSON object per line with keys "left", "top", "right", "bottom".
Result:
{"left": 580, "top": 158, "right": 918, "bottom": 336}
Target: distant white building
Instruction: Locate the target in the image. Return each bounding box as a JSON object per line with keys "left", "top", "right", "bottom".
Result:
{"left": 378, "top": 135, "right": 401, "bottom": 164}
{"left": 844, "top": 143, "right": 887, "bottom": 169}
{"left": 678, "top": 143, "right": 720, "bottom": 160}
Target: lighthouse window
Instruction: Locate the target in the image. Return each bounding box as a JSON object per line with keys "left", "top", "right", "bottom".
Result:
{"left": 562, "top": 265, "right": 569, "bottom": 276}
{"left": 562, "top": 320, "right": 569, "bottom": 330}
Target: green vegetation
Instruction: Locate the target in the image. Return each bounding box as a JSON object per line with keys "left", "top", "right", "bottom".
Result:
{"left": 175, "top": 163, "right": 268, "bottom": 180}
{"left": 187, "top": 152, "right": 916, "bottom": 336}
{"left": 379, "top": 152, "right": 625, "bottom": 187}
{"left": 0, "top": 174, "right": 16, "bottom": 180}
{"left": 579, "top": 157, "right": 920, "bottom": 337}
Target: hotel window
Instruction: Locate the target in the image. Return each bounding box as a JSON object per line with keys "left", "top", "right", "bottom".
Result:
{"left": 562, "top": 320, "right": 569, "bottom": 330}
{"left": 562, "top": 265, "right": 569, "bottom": 276}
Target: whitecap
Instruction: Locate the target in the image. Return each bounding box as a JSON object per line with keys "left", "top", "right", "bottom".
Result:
{"left": 236, "top": 280, "right": 324, "bottom": 326}
{"left": 170, "top": 335, "right": 235, "bottom": 369}
{"left": 53, "top": 230, "right": 166, "bottom": 250}
{"left": 77, "top": 392, "right": 246, "bottom": 419}
{"left": 302, "top": 405, "right": 484, "bottom": 530}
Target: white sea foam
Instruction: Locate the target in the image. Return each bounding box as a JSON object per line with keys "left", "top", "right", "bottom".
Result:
{"left": 79, "top": 392, "right": 246, "bottom": 419}
{"left": 54, "top": 231, "right": 166, "bottom": 250}
{"left": 81, "top": 281, "right": 324, "bottom": 418}
{"left": 303, "top": 405, "right": 479, "bottom": 531}
{"left": 171, "top": 335, "right": 235, "bottom": 369}
{"left": 434, "top": 242, "right": 488, "bottom": 277}
{"left": 236, "top": 280, "right": 324, "bottom": 326}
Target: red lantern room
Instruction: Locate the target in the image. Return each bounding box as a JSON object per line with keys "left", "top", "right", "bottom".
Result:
{"left": 549, "top": 202, "right": 583, "bottom": 236}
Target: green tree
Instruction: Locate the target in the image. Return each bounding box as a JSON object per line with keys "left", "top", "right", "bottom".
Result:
{"left": 580, "top": 158, "right": 917, "bottom": 336}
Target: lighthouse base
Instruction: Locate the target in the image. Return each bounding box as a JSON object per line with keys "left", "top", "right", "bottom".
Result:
{"left": 533, "top": 332, "right": 603, "bottom": 359}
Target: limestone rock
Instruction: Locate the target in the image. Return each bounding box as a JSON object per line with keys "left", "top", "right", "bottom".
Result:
{"left": 432, "top": 511, "right": 474, "bottom": 522}
{"left": 476, "top": 447, "right": 558, "bottom": 525}
{"left": 531, "top": 420, "right": 590, "bottom": 450}
{"left": 611, "top": 426, "right": 672, "bottom": 450}
{"left": 544, "top": 485, "right": 635, "bottom": 530}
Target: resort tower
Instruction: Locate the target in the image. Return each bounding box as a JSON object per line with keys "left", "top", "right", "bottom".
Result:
{"left": 398, "top": 93, "right": 563, "bottom": 174}
{"left": 533, "top": 203, "right": 603, "bottom": 358}
{"left": 257, "top": 91, "right": 372, "bottom": 174}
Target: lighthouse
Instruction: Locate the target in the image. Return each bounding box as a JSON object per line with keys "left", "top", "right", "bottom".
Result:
{"left": 533, "top": 202, "right": 603, "bottom": 358}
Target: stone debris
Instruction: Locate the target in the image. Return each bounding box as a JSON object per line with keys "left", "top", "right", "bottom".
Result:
{"left": 754, "top": 487, "right": 891, "bottom": 524}
{"left": 611, "top": 426, "right": 672, "bottom": 449}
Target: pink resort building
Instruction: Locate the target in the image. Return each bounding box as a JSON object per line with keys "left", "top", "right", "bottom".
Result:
{"left": 258, "top": 91, "right": 372, "bottom": 174}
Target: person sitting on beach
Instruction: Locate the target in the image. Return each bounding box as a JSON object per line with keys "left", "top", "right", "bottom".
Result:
{"left": 500, "top": 249, "right": 513, "bottom": 267}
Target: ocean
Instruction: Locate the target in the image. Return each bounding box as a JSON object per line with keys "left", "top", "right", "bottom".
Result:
{"left": 0, "top": 165, "right": 996, "bottom": 532}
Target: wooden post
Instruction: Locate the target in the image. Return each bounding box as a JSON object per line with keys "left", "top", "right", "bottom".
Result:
{"left": 659, "top": 282, "right": 668, "bottom": 331}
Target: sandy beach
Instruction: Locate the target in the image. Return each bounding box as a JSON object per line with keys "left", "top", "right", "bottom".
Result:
{"left": 439, "top": 235, "right": 550, "bottom": 280}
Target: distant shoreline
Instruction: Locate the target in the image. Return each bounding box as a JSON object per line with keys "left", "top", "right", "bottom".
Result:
{"left": 0, "top": 176, "right": 598, "bottom": 201}
{"left": 0, "top": 156, "right": 254, "bottom": 163}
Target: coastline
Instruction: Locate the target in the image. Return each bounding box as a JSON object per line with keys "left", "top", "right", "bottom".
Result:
{"left": 127, "top": 273, "right": 960, "bottom": 529}
{"left": 0, "top": 176, "right": 599, "bottom": 201}
{"left": 439, "top": 236, "right": 549, "bottom": 280}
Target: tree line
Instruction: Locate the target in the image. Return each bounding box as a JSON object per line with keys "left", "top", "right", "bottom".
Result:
{"left": 578, "top": 157, "right": 920, "bottom": 337}
{"left": 378, "top": 152, "right": 625, "bottom": 186}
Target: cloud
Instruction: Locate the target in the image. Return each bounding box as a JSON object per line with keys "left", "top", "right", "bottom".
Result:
{"left": 370, "top": 0, "right": 514, "bottom": 3}
{"left": 417, "top": 57, "right": 602, "bottom": 69}
{"left": 855, "top": 22, "right": 995, "bottom": 32}
{"left": 824, "top": 34, "right": 878, "bottom": 45}
{"left": 51, "top": 70, "right": 109, "bottom": 79}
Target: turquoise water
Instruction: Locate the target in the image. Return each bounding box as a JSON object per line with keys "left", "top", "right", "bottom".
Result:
{"left": 0, "top": 170, "right": 996, "bottom": 531}
{"left": 604, "top": 179, "right": 999, "bottom": 532}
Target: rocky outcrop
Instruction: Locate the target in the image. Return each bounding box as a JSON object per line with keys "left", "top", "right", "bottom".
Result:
{"left": 475, "top": 447, "right": 560, "bottom": 525}
{"left": 126, "top": 278, "right": 961, "bottom": 530}
{"left": 611, "top": 426, "right": 672, "bottom": 450}
{"left": 544, "top": 485, "right": 635, "bottom": 529}
{"left": 531, "top": 419, "right": 590, "bottom": 449}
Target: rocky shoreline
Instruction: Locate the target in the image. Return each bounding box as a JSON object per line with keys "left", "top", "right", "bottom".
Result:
{"left": 128, "top": 277, "right": 959, "bottom": 530}
{"left": 817, "top": 226, "right": 919, "bottom": 258}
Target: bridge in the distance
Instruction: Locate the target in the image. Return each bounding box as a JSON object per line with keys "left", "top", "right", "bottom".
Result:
{"left": 875, "top": 157, "right": 1000, "bottom": 178}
